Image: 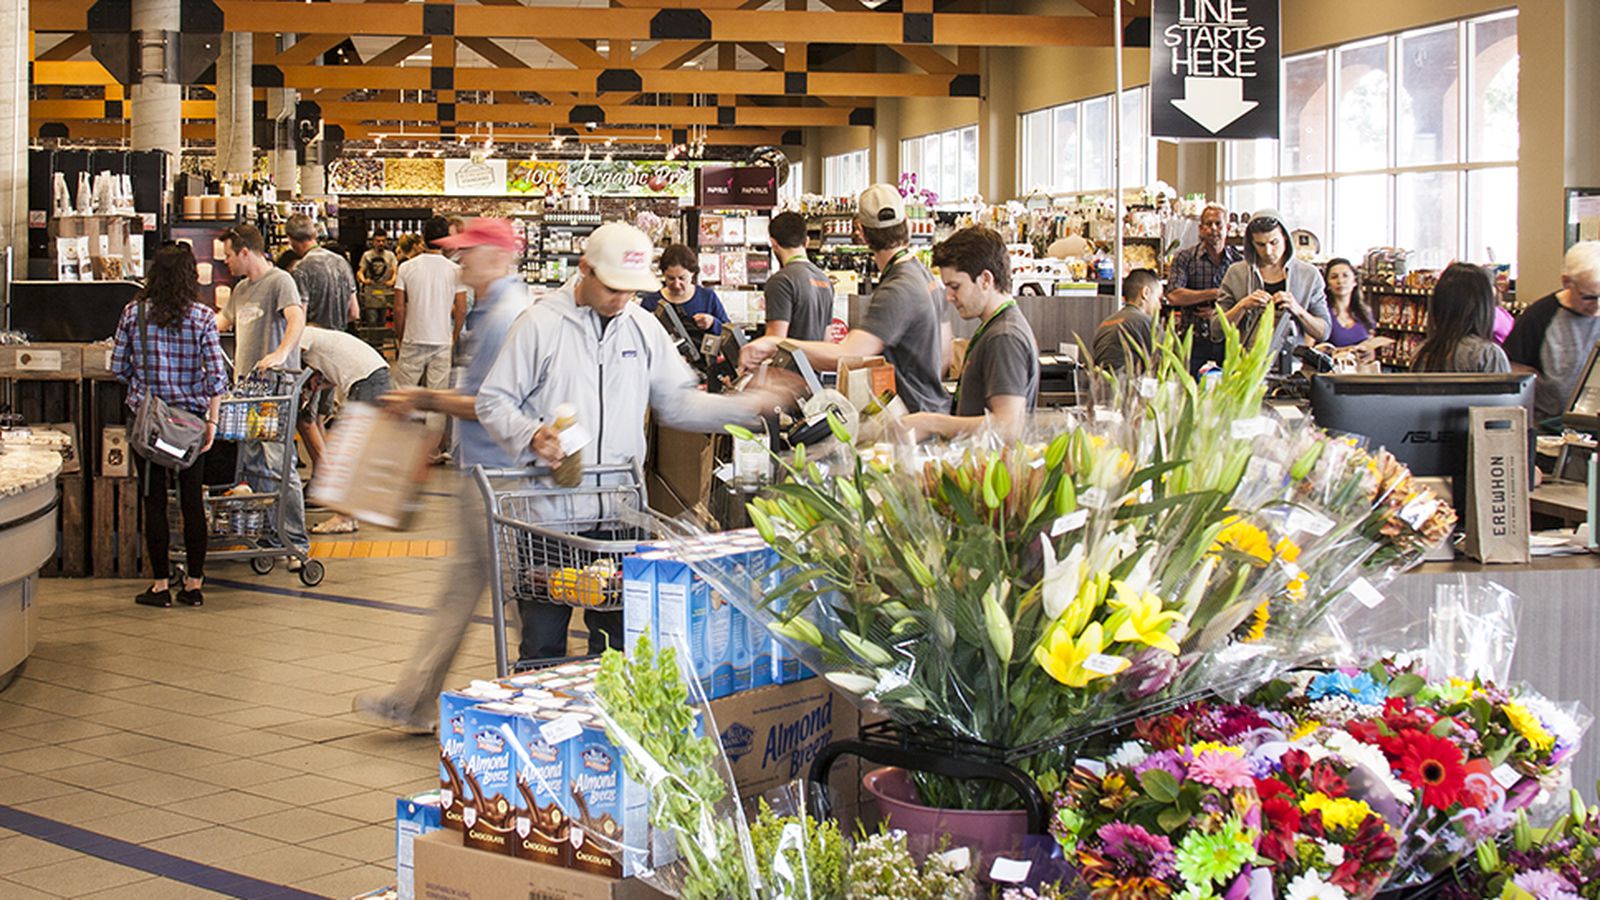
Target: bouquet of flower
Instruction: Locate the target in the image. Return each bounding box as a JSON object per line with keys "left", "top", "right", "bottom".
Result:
{"left": 708, "top": 311, "right": 1456, "bottom": 813}
{"left": 1252, "top": 748, "right": 1402, "bottom": 898}
{"left": 1441, "top": 793, "right": 1600, "bottom": 900}
{"left": 1033, "top": 743, "right": 1263, "bottom": 900}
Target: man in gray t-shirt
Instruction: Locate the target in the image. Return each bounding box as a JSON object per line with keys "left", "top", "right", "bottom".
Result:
{"left": 285, "top": 214, "right": 358, "bottom": 331}
{"left": 901, "top": 227, "right": 1038, "bottom": 439}
{"left": 1093, "top": 269, "right": 1162, "bottom": 375}
{"left": 741, "top": 185, "right": 952, "bottom": 415}
{"left": 762, "top": 212, "right": 836, "bottom": 343}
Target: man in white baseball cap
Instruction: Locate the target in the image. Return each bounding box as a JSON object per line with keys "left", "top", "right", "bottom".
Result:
{"left": 476, "top": 221, "right": 795, "bottom": 664}
{"left": 742, "top": 183, "right": 952, "bottom": 413}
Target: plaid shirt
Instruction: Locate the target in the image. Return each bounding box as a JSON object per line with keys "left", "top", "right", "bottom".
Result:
{"left": 1167, "top": 242, "right": 1244, "bottom": 332}
{"left": 112, "top": 301, "right": 229, "bottom": 416}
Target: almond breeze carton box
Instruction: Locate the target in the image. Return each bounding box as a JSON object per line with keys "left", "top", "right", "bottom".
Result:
{"left": 654, "top": 553, "right": 718, "bottom": 698}
{"left": 565, "top": 713, "right": 649, "bottom": 879}
{"left": 439, "top": 683, "right": 518, "bottom": 831}
{"left": 509, "top": 708, "right": 572, "bottom": 868}
{"left": 622, "top": 552, "right": 662, "bottom": 657}
{"left": 462, "top": 702, "right": 523, "bottom": 855}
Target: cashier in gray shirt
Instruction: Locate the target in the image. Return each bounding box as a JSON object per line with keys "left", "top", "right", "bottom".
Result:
{"left": 900, "top": 227, "right": 1039, "bottom": 440}
{"left": 742, "top": 184, "right": 952, "bottom": 414}
{"left": 762, "top": 211, "right": 836, "bottom": 343}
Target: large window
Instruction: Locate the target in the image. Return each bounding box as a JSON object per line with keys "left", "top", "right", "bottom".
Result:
{"left": 1018, "top": 87, "right": 1157, "bottom": 196}
{"left": 824, "top": 149, "right": 870, "bottom": 199}
{"left": 1220, "top": 11, "right": 1518, "bottom": 270}
{"left": 779, "top": 160, "right": 804, "bottom": 203}
{"left": 900, "top": 125, "right": 979, "bottom": 203}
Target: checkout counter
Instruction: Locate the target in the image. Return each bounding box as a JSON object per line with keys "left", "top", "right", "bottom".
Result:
{"left": 0, "top": 444, "right": 64, "bottom": 691}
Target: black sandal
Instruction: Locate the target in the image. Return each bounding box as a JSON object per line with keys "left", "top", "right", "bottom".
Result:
{"left": 135, "top": 587, "right": 173, "bottom": 608}
{"left": 176, "top": 587, "right": 204, "bottom": 607}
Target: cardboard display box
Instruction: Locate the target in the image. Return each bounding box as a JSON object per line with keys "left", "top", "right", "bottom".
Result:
{"left": 0, "top": 343, "right": 84, "bottom": 380}
{"left": 413, "top": 831, "right": 669, "bottom": 900}
{"left": 706, "top": 679, "right": 860, "bottom": 811}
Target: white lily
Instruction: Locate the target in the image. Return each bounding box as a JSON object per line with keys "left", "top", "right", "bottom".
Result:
{"left": 1040, "top": 535, "right": 1086, "bottom": 620}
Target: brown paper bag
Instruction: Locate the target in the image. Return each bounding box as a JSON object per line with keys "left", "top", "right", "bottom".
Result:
{"left": 1461, "top": 406, "right": 1530, "bottom": 564}
{"left": 307, "top": 403, "right": 442, "bottom": 530}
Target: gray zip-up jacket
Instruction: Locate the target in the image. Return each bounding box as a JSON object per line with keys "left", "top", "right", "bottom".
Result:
{"left": 475, "top": 278, "right": 758, "bottom": 524}
{"left": 1213, "top": 257, "right": 1329, "bottom": 354}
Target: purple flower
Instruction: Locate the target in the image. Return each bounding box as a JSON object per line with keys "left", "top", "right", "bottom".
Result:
{"left": 1096, "top": 822, "right": 1176, "bottom": 878}
{"left": 1134, "top": 749, "right": 1187, "bottom": 782}
{"left": 1122, "top": 648, "right": 1179, "bottom": 700}
{"left": 1511, "top": 869, "right": 1578, "bottom": 900}
{"left": 1188, "top": 750, "right": 1255, "bottom": 791}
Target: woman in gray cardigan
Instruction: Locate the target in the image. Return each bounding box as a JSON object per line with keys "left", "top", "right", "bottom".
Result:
{"left": 1213, "top": 213, "right": 1330, "bottom": 359}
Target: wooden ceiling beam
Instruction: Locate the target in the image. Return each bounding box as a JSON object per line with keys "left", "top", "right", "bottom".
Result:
{"left": 317, "top": 99, "right": 849, "bottom": 128}
{"left": 458, "top": 37, "right": 530, "bottom": 69}
{"left": 263, "top": 64, "right": 961, "bottom": 97}
{"left": 276, "top": 34, "right": 349, "bottom": 68}
{"left": 337, "top": 123, "right": 788, "bottom": 146}
{"left": 631, "top": 41, "right": 712, "bottom": 71}
{"left": 540, "top": 39, "right": 608, "bottom": 69}
{"left": 37, "top": 32, "right": 90, "bottom": 62}
{"left": 887, "top": 44, "right": 959, "bottom": 74}
{"left": 365, "top": 37, "right": 432, "bottom": 68}
{"left": 738, "top": 42, "right": 784, "bottom": 71}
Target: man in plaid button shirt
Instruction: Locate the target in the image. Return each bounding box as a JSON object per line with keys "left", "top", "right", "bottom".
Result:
{"left": 1165, "top": 203, "right": 1243, "bottom": 374}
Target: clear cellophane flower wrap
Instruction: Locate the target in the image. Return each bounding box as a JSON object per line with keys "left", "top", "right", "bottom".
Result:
{"left": 510, "top": 632, "right": 849, "bottom": 900}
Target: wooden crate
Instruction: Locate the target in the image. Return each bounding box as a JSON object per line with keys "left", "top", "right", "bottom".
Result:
{"left": 91, "top": 476, "right": 145, "bottom": 579}
{"left": 0, "top": 344, "right": 83, "bottom": 380}
{"left": 41, "top": 473, "right": 89, "bottom": 578}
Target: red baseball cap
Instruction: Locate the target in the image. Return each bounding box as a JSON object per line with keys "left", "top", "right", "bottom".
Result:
{"left": 435, "top": 217, "right": 520, "bottom": 253}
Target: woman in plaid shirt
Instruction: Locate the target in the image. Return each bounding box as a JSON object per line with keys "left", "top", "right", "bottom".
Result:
{"left": 112, "top": 244, "right": 229, "bottom": 609}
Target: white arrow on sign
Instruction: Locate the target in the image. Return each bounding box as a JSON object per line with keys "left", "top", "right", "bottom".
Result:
{"left": 1171, "top": 76, "right": 1259, "bottom": 134}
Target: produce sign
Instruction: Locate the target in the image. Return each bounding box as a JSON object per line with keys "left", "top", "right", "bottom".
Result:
{"left": 331, "top": 157, "right": 701, "bottom": 197}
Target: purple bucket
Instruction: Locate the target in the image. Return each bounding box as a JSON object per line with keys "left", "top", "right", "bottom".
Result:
{"left": 862, "top": 767, "right": 1031, "bottom": 855}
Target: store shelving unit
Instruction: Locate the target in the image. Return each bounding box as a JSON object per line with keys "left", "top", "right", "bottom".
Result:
{"left": 685, "top": 208, "right": 773, "bottom": 289}
{"left": 1366, "top": 281, "right": 1433, "bottom": 367}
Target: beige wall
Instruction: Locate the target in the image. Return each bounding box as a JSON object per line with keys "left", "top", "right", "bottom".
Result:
{"left": 1517, "top": 0, "right": 1566, "bottom": 296}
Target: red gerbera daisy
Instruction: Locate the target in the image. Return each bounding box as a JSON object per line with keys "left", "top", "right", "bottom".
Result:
{"left": 1395, "top": 730, "right": 1467, "bottom": 809}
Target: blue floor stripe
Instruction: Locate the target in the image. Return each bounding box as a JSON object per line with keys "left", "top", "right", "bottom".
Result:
{"left": 0, "top": 803, "right": 331, "bottom": 899}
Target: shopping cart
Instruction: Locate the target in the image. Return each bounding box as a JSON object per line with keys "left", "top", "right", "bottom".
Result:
{"left": 171, "top": 368, "right": 326, "bottom": 587}
{"left": 474, "top": 462, "right": 651, "bottom": 677}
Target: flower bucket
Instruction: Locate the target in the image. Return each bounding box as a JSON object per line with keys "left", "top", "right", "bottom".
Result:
{"left": 862, "top": 766, "right": 1030, "bottom": 855}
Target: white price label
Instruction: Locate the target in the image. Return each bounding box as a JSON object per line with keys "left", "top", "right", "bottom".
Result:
{"left": 1138, "top": 378, "right": 1159, "bottom": 398}
{"left": 557, "top": 424, "right": 592, "bottom": 456}
{"left": 1345, "top": 578, "right": 1385, "bottom": 609}
{"left": 1079, "top": 488, "right": 1108, "bottom": 509}
{"left": 988, "top": 857, "right": 1032, "bottom": 884}
{"left": 1231, "top": 417, "right": 1273, "bottom": 440}
{"left": 1081, "top": 653, "right": 1126, "bottom": 675}
{"left": 1050, "top": 509, "right": 1089, "bottom": 536}
{"left": 1274, "top": 404, "right": 1305, "bottom": 422}
{"left": 1492, "top": 763, "right": 1521, "bottom": 789}
{"left": 1398, "top": 495, "right": 1440, "bottom": 530}
{"left": 538, "top": 714, "right": 584, "bottom": 745}
{"left": 1287, "top": 507, "right": 1336, "bottom": 537}
{"left": 1094, "top": 408, "right": 1125, "bottom": 425}
{"left": 934, "top": 847, "right": 971, "bottom": 872}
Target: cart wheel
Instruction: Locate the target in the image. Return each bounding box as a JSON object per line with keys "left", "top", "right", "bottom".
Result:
{"left": 250, "top": 557, "right": 276, "bottom": 575}
{"left": 298, "top": 559, "right": 325, "bottom": 587}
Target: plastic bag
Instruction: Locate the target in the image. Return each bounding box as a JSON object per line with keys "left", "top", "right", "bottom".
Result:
{"left": 1425, "top": 578, "right": 1519, "bottom": 685}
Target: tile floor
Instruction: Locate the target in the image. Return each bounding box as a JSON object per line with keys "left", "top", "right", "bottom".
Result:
{"left": 0, "top": 472, "right": 547, "bottom": 899}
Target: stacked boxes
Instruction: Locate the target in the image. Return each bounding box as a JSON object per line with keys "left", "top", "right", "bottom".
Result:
{"left": 620, "top": 528, "right": 812, "bottom": 700}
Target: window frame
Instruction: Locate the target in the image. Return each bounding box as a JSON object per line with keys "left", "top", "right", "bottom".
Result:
{"left": 1217, "top": 11, "right": 1518, "bottom": 270}
{"left": 898, "top": 124, "right": 979, "bottom": 203}
{"left": 1016, "top": 86, "right": 1158, "bottom": 197}
{"left": 823, "top": 148, "right": 871, "bottom": 198}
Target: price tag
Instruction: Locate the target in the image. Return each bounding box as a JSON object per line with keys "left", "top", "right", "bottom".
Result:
{"left": 1345, "top": 578, "right": 1385, "bottom": 609}
{"left": 1081, "top": 653, "right": 1126, "bottom": 675}
{"left": 558, "top": 424, "right": 592, "bottom": 456}
{"left": 1492, "top": 763, "right": 1521, "bottom": 789}
{"left": 1398, "top": 495, "right": 1440, "bottom": 530}
{"left": 1094, "top": 408, "right": 1125, "bottom": 425}
{"left": 1138, "top": 378, "right": 1159, "bottom": 398}
{"left": 1287, "top": 507, "right": 1336, "bottom": 537}
{"left": 1231, "top": 417, "right": 1273, "bottom": 440}
{"left": 539, "top": 714, "right": 584, "bottom": 745}
{"left": 934, "top": 847, "right": 971, "bottom": 872}
{"left": 1050, "top": 509, "right": 1088, "bottom": 536}
{"left": 1244, "top": 457, "right": 1286, "bottom": 488}
{"left": 1274, "top": 404, "right": 1305, "bottom": 422}
{"left": 988, "top": 857, "right": 1032, "bottom": 884}
{"left": 1079, "top": 488, "right": 1108, "bottom": 509}
{"left": 1280, "top": 561, "right": 1304, "bottom": 582}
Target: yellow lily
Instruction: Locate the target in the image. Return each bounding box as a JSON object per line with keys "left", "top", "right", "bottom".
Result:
{"left": 1034, "top": 622, "right": 1129, "bottom": 688}
{"left": 1107, "top": 581, "right": 1182, "bottom": 655}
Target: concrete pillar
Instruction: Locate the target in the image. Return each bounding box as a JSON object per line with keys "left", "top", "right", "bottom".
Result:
{"left": 872, "top": 97, "right": 901, "bottom": 187}
{"left": 130, "top": 0, "right": 182, "bottom": 163}
{"left": 0, "top": 0, "right": 26, "bottom": 279}
{"left": 978, "top": 47, "right": 1018, "bottom": 202}
{"left": 214, "top": 34, "right": 253, "bottom": 181}
{"left": 1564, "top": 0, "right": 1600, "bottom": 189}
{"left": 801, "top": 128, "right": 823, "bottom": 195}
{"left": 265, "top": 84, "right": 299, "bottom": 197}
{"left": 300, "top": 158, "right": 326, "bottom": 196}
{"left": 1518, "top": 0, "right": 1567, "bottom": 295}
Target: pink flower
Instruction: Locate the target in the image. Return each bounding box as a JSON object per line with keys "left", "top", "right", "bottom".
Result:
{"left": 1188, "top": 749, "right": 1256, "bottom": 791}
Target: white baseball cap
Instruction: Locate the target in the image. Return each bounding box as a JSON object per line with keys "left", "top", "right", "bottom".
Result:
{"left": 857, "top": 183, "right": 907, "bottom": 228}
{"left": 582, "top": 222, "right": 661, "bottom": 293}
